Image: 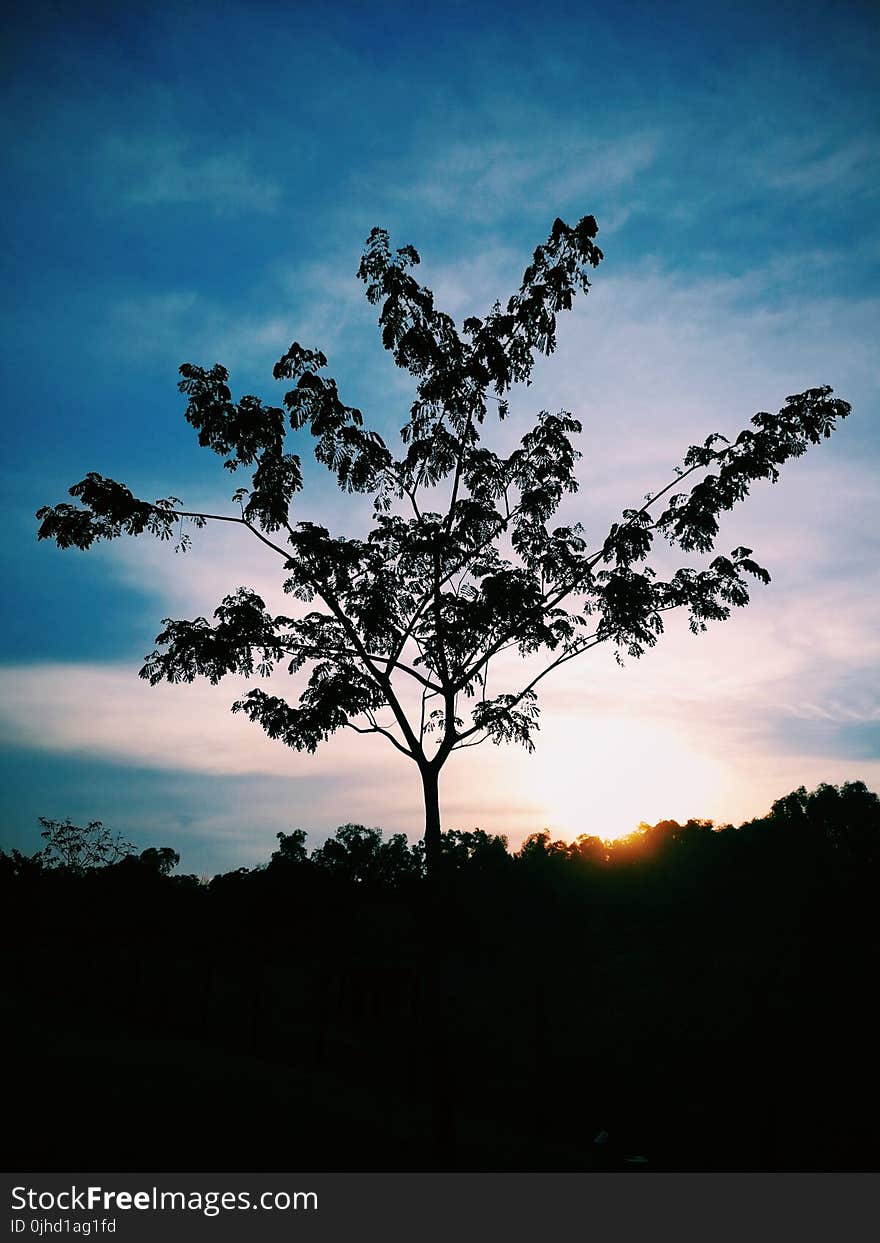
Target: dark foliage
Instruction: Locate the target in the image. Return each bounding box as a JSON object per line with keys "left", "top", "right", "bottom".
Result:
{"left": 3, "top": 780, "right": 878, "bottom": 1172}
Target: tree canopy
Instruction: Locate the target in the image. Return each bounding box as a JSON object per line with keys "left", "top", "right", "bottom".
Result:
{"left": 36, "top": 213, "right": 851, "bottom": 871}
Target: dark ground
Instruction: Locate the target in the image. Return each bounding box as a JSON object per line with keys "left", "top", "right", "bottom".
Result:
{"left": 4, "top": 783, "right": 879, "bottom": 1172}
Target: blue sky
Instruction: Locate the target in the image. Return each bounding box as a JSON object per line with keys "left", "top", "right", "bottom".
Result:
{"left": 2, "top": 0, "right": 878, "bottom": 871}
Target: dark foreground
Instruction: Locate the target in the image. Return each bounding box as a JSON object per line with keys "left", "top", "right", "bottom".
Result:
{"left": 3, "top": 781, "right": 879, "bottom": 1172}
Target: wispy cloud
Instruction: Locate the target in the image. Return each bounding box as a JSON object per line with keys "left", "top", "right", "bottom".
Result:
{"left": 0, "top": 661, "right": 370, "bottom": 780}
{"left": 2, "top": 579, "right": 877, "bottom": 847}
{"left": 101, "top": 291, "right": 292, "bottom": 374}
{"left": 96, "top": 135, "right": 281, "bottom": 213}
{"left": 761, "top": 136, "right": 879, "bottom": 200}
{"left": 0, "top": 660, "right": 540, "bottom": 844}
{"left": 353, "top": 130, "right": 661, "bottom": 225}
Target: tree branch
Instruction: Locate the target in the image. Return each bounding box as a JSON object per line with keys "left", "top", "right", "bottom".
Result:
{"left": 318, "top": 582, "right": 425, "bottom": 759}
{"left": 170, "top": 507, "right": 293, "bottom": 559}
{"left": 343, "top": 719, "right": 413, "bottom": 758}
{"left": 453, "top": 636, "right": 604, "bottom": 745}
{"left": 279, "top": 640, "right": 443, "bottom": 693}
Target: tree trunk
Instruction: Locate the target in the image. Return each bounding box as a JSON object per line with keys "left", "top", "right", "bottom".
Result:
{"left": 421, "top": 763, "right": 442, "bottom": 880}
{"left": 419, "top": 762, "right": 455, "bottom": 1163}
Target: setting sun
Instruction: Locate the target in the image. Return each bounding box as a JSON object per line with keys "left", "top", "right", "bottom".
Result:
{"left": 528, "top": 716, "right": 728, "bottom": 841}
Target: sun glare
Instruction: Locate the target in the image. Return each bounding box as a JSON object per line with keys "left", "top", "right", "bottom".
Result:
{"left": 527, "top": 716, "right": 727, "bottom": 842}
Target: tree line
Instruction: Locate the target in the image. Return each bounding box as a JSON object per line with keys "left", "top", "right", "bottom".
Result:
{"left": 4, "top": 777, "right": 877, "bottom": 888}
{"left": 4, "top": 779, "right": 877, "bottom": 1173}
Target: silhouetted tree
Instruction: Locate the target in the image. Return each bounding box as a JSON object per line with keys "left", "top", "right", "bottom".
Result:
{"left": 761, "top": 779, "right": 880, "bottom": 867}
{"left": 311, "top": 823, "right": 420, "bottom": 887}
{"left": 439, "top": 827, "right": 510, "bottom": 874}
{"left": 36, "top": 816, "right": 133, "bottom": 872}
{"left": 516, "top": 828, "right": 570, "bottom": 867}
{"left": 136, "top": 845, "right": 180, "bottom": 875}
{"left": 0, "top": 846, "right": 45, "bottom": 881}
{"left": 566, "top": 833, "right": 608, "bottom": 870}
{"left": 270, "top": 828, "right": 310, "bottom": 867}
{"left": 36, "top": 215, "right": 851, "bottom": 875}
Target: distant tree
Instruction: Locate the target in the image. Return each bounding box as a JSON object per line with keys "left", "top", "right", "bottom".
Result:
{"left": 37, "top": 817, "right": 134, "bottom": 872}
{"left": 566, "top": 833, "right": 608, "bottom": 869}
{"left": 311, "top": 823, "right": 420, "bottom": 887}
{"left": 0, "top": 846, "right": 46, "bottom": 881}
{"left": 516, "top": 828, "right": 570, "bottom": 864}
{"left": 36, "top": 214, "right": 851, "bottom": 876}
{"left": 269, "top": 828, "right": 310, "bottom": 868}
{"left": 439, "top": 828, "right": 510, "bottom": 873}
{"left": 137, "top": 846, "right": 180, "bottom": 875}
{"left": 763, "top": 780, "right": 880, "bottom": 865}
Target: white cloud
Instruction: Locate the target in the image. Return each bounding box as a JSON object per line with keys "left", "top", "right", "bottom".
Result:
{"left": 98, "top": 136, "right": 281, "bottom": 212}
{"left": 762, "top": 136, "right": 879, "bottom": 199}
{"left": 2, "top": 586, "right": 877, "bottom": 847}
{"left": 0, "top": 661, "right": 383, "bottom": 780}
{"left": 353, "top": 130, "right": 661, "bottom": 224}
{"left": 103, "top": 290, "right": 292, "bottom": 373}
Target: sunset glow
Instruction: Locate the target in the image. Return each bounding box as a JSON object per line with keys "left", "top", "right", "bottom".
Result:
{"left": 528, "top": 716, "right": 729, "bottom": 841}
